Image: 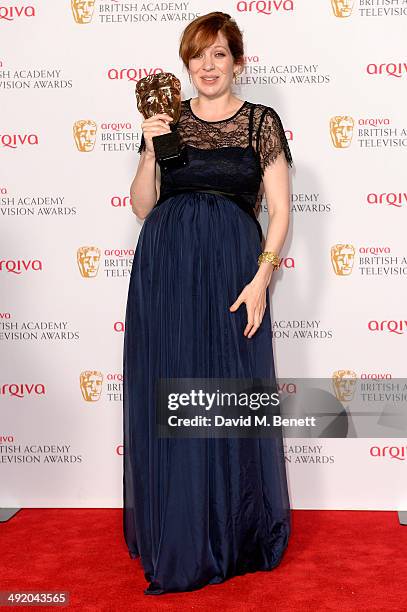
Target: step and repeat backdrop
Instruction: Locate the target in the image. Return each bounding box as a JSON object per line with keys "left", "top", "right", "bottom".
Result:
{"left": 1, "top": 1, "right": 406, "bottom": 509}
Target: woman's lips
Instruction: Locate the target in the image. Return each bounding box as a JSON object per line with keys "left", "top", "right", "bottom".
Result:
{"left": 201, "top": 76, "right": 219, "bottom": 83}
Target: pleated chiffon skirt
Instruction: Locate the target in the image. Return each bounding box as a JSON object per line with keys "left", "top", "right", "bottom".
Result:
{"left": 123, "top": 192, "right": 291, "bottom": 594}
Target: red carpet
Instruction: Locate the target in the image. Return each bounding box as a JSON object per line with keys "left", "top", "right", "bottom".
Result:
{"left": 1, "top": 509, "right": 406, "bottom": 611}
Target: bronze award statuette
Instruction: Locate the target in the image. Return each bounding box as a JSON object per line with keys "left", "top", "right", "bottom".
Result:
{"left": 135, "top": 72, "right": 187, "bottom": 170}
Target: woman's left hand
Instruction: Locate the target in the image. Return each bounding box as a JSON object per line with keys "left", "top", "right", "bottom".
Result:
{"left": 229, "top": 277, "right": 268, "bottom": 338}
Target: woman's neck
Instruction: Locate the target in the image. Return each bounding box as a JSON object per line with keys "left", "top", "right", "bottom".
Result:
{"left": 191, "top": 93, "right": 244, "bottom": 122}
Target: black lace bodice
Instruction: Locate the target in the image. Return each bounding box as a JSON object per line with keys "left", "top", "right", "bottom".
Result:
{"left": 138, "top": 99, "right": 292, "bottom": 241}
{"left": 138, "top": 98, "right": 292, "bottom": 175}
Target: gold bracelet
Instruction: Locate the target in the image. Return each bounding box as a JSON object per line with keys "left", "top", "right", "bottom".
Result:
{"left": 257, "top": 251, "right": 281, "bottom": 269}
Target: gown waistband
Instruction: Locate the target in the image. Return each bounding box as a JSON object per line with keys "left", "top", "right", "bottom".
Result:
{"left": 155, "top": 188, "right": 263, "bottom": 242}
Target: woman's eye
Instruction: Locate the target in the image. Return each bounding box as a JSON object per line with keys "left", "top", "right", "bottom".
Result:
{"left": 191, "top": 52, "right": 225, "bottom": 59}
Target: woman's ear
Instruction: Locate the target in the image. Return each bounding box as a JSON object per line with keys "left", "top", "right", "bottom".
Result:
{"left": 234, "top": 59, "right": 245, "bottom": 77}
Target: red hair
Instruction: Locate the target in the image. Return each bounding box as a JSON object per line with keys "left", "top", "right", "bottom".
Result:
{"left": 179, "top": 12, "right": 244, "bottom": 68}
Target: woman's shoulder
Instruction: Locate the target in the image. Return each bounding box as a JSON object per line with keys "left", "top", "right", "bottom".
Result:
{"left": 249, "top": 101, "right": 293, "bottom": 168}
{"left": 180, "top": 98, "right": 191, "bottom": 112}
{"left": 247, "top": 100, "right": 284, "bottom": 122}
{"left": 179, "top": 98, "right": 192, "bottom": 120}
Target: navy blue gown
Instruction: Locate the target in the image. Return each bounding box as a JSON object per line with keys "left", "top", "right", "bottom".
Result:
{"left": 123, "top": 98, "right": 293, "bottom": 595}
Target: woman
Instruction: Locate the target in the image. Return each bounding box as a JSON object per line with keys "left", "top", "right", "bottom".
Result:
{"left": 123, "top": 11, "right": 292, "bottom": 595}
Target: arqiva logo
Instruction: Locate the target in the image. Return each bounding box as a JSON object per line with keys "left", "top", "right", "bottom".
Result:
{"left": 1, "top": 383, "right": 45, "bottom": 398}
{"left": 279, "top": 257, "right": 295, "bottom": 268}
{"left": 0, "top": 435, "right": 15, "bottom": 442}
{"left": 1, "top": 134, "right": 39, "bottom": 149}
{"left": 367, "top": 63, "right": 407, "bottom": 78}
{"left": 111, "top": 195, "right": 133, "bottom": 208}
{"left": 0, "top": 5, "right": 36, "bottom": 21}
{"left": 107, "top": 68, "right": 164, "bottom": 82}
{"left": 370, "top": 445, "right": 407, "bottom": 460}
{"left": 367, "top": 192, "right": 407, "bottom": 208}
{"left": 360, "top": 372, "right": 392, "bottom": 379}
{"left": 236, "top": 0, "right": 294, "bottom": 14}
{"left": 368, "top": 320, "right": 407, "bottom": 335}
{"left": 0, "top": 259, "right": 42, "bottom": 274}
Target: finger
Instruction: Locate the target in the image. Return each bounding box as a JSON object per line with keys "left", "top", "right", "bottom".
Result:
{"left": 243, "top": 311, "right": 254, "bottom": 336}
{"left": 229, "top": 297, "right": 243, "bottom": 311}
{"left": 143, "top": 125, "right": 170, "bottom": 132}
{"left": 143, "top": 119, "right": 172, "bottom": 130}
{"left": 244, "top": 321, "right": 254, "bottom": 336}
{"left": 247, "top": 323, "right": 260, "bottom": 338}
{"left": 248, "top": 312, "right": 262, "bottom": 338}
{"left": 144, "top": 114, "right": 173, "bottom": 123}
{"left": 143, "top": 126, "right": 171, "bottom": 136}
{"left": 144, "top": 112, "right": 173, "bottom": 119}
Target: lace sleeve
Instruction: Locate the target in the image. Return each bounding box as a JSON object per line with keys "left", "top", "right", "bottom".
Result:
{"left": 138, "top": 132, "right": 146, "bottom": 155}
{"left": 257, "top": 107, "right": 293, "bottom": 175}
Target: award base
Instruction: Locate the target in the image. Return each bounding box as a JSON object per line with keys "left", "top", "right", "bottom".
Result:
{"left": 152, "top": 131, "right": 188, "bottom": 170}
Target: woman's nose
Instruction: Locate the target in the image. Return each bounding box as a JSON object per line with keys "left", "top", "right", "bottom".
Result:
{"left": 202, "top": 56, "right": 215, "bottom": 70}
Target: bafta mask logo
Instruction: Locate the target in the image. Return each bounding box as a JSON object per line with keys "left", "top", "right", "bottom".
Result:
{"left": 331, "top": 244, "right": 355, "bottom": 275}
{"left": 136, "top": 72, "right": 182, "bottom": 122}
{"left": 332, "top": 370, "right": 357, "bottom": 402}
{"left": 330, "top": 116, "right": 354, "bottom": 148}
{"left": 71, "top": 0, "right": 96, "bottom": 24}
{"left": 80, "top": 370, "right": 103, "bottom": 401}
{"left": 73, "top": 120, "right": 97, "bottom": 152}
{"left": 77, "top": 246, "right": 101, "bottom": 277}
{"left": 331, "top": 0, "right": 354, "bottom": 18}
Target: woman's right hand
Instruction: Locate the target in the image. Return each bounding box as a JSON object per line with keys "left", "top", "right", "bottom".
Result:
{"left": 141, "top": 113, "right": 173, "bottom": 156}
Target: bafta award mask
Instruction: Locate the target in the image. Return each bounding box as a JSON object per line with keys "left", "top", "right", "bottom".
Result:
{"left": 330, "top": 244, "right": 355, "bottom": 276}
{"left": 77, "top": 246, "right": 101, "bottom": 277}
{"left": 332, "top": 371, "right": 357, "bottom": 403}
{"left": 135, "top": 72, "right": 187, "bottom": 169}
{"left": 331, "top": 0, "right": 354, "bottom": 18}
{"left": 71, "top": 0, "right": 95, "bottom": 24}
{"left": 136, "top": 72, "right": 182, "bottom": 121}
{"left": 330, "top": 116, "right": 354, "bottom": 148}
{"left": 79, "top": 370, "right": 103, "bottom": 402}
{"left": 73, "top": 120, "right": 97, "bottom": 152}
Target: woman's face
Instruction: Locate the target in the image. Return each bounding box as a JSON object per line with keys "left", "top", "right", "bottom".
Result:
{"left": 188, "top": 31, "right": 241, "bottom": 97}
